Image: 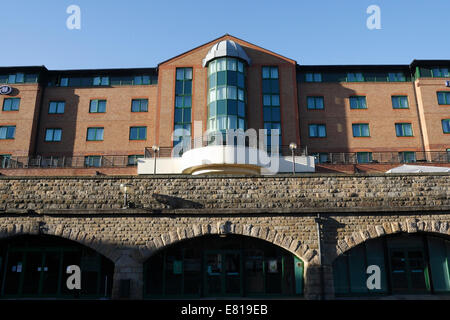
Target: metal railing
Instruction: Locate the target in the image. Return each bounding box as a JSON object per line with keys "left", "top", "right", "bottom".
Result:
{"left": 144, "top": 144, "right": 309, "bottom": 158}
{"left": 0, "top": 155, "right": 140, "bottom": 169}
{"left": 311, "top": 151, "right": 450, "bottom": 165}
{"left": 0, "top": 150, "right": 448, "bottom": 170}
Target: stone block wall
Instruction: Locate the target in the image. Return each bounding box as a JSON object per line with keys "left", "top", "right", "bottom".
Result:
{"left": 0, "top": 173, "right": 448, "bottom": 299}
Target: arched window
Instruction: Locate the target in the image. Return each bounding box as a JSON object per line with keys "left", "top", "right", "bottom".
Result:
{"left": 144, "top": 235, "right": 303, "bottom": 298}
{"left": 0, "top": 235, "right": 114, "bottom": 298}
{"left": 333, "top": 233, "right": 450, "bottom": 296}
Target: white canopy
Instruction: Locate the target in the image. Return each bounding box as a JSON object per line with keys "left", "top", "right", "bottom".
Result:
{"left": 386, "top": 164, "right": 450, "bottom": 173}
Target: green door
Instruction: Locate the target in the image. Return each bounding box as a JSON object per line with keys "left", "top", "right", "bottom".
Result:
{"left": 204, "top": 251, "right": 242, "bottom": 296}
{"left": 389, "top": 248, "right": 430, "bottom": 294}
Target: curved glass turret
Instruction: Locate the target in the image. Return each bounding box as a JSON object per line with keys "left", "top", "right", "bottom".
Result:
{"left": 207, "top": 57, "right": 247, "bottom": 137}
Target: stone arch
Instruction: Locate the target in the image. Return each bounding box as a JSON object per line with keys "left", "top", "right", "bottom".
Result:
{"left": 137, "top": 221, "right": 318, "bottom": 266}
{"left": 0, "top": 220, "right": 117, "bottom": 262}
{"left": 332, "top": 218, "right": 450, "bottom": 263}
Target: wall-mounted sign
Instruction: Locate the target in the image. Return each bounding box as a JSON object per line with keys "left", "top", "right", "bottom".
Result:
{"left": 268, "top": 260, "right": 278, "bottom": 273}
{"left": 0, "top": 85, "right": 13, "bottom": 95}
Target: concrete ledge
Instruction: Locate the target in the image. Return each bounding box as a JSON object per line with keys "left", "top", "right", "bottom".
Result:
{"left": 1, "top": 205, "right": 449, "bottom": 216}
{"left": 0, "top": 172, "right": 449, "bottom": 180}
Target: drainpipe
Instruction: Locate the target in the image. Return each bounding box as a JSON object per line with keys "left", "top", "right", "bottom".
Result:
{"left": 314, "top": 214, "right": 324, "bottom": 300}
{"left": 410, "top": 66, "right": 427, "bottom": 158}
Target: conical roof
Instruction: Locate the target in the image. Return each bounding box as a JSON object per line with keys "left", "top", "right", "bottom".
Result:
{"left": 202, "top": 40, "right": 251, "bottom": 67}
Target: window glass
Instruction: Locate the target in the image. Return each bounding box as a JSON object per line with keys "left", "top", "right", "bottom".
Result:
{"left": 314, "top": 73, "right": 322, "bottom": 82}
{"left": 437, "top": 92, "right": 450, "bottom": 105}
{"left": 350, "top": 96, "right": 367, "bottom": 109}
{"left": 49, "top": 101, "right": 65, "bottom": 114}
{"left": 87, "top": 128, "right": 103, "bottom": 141}
{"left": 227, "top": 86, "right": 237, "bottom": 100}
{"left": 271, "top": 68, "right": 278, "bottom": 79}
{"left": 227, "top": 59, "right": 236, "bottom": 71}
{"left": 262, "top": 67, "right": 270, "bottom": 79}
{"left": 216, "top": 58, "right": 226, "bottom": 72}
{"left": 3, "top": 98, "right": 20, "bottom": 111}
{"left": 238, "top": 102, "right": 245, "bottom": 117}
{"left": 15, "top": 73, "right": 24, "bottom": 83}
{"left": 25, "top": 74, "right": 38, "bottom": 83}
{"left": 396, "top": 123, "right": 413, "bottom": 136}
{"left": 0, "top": 126, "right": 15, "bottom": 139}
{"left": 209, "top": 89, "right": 216, "bottom": 103}
{"left": 184, "top": 68, "right": 192, "bottom": 80}
{"left": 442, "top": 119, "right": 450, "bottom": 133}
{"left": 271, "top": 95, "right": 280, "bottom": 106}
{"left": 237, "top": 61, "right": 244, "bottom": 73}
{"left": 357, "top": 152, "right": 372, "bottom": 163}
{"left": 176, "top": 69, "right": 184, "bottom": 80}
{"left": 217, "top": 86, "right": 226, "bottom": 100}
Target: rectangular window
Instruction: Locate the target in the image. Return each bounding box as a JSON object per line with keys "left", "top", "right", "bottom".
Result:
{"left": 357, "top": 152, "right": 373, "bottom": 163}
{"left": 309, "top": 124, "right": 326, "bottom": 138}
{"left": 392, "top": 96, "right": 409, "bottom": 109}
{"left": 307, "top": 96, "right": 324, "bottom": 110}
{"left": 0, "top": 154, "right": 11, "bottom": 168}
{"left": 399, "top": 152, "right": 416, "bottom": 163}
{"left": 25, "top": 74, "right": 38, "bottom": 83}
{"left": 431, "top": 68, "right": 450, "bottom": 78}
{"left": 174, "top": 68, "right": 193, "bottom": 148}
{"left": 262, "top": 66, "right": 279, "bottom": 80}
{"left": 89, "top": 100, "right": 107, "bottom": 113}
{"left": 305, "top": 73, "right": 322, "bottom": 82}
{"left": 60, "top": 77, "right": 69, "bottom": 87}
{"left": 395, "top": 123, "right": 413, "bottom": 137}
{"left": 49, "top": 101, "right": 65, "bottom": 114}
{"left": 93, "top": 76, "right": 110, "bottom": 86}
{"left": 388, "top": 72, "right": 406, "bottom": 82}
{"left": 131, "top": 99, "right": 148, "bottom": 112}
{"left": 312, "top": 153, "right": 329, "bottom": 164}
{"left": 84, "top": 156, "right": 102, "bottom": 167}
{"left": 347, "top": 73, "right": 364, "bottom": 82}
{"left": 129, "top": 126, "right": 147, "bottom": 140}
{"left": 437, "top": 92, "right": 450, "bottom": 105}
{"left": 349, "top": 96, "right": 367, "bottom": 109}
{"left": 442, "top": 119, "right": 450, "bottom": 133}
{"left": 352, "top": 124, "right": 370, "bottom": 137}
{"left": 45, "top": 128, "right": 62, "bottom": 142}
{"left": 2, "top": 98, "right": 20, "bottom": 111}
{"left": 262, "top": 66, "right": 281, "bottom": 149}
{"left": 86, "top": 127, "right": 104, "bottom": 141}
{"left": 127, "top": 155, "right": 144, "bottom": 165}
{"left": 0, "top": 126, "right": 15, "bottom": 139}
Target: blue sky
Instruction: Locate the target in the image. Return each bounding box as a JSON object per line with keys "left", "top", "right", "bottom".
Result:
{"left": 1, "top": 0, "right": 449, "bottom": 69}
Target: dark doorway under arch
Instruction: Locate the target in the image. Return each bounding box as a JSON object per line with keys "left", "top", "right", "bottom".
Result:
{"left": 333, "top": 233, "right": 450, "bottom": 297}
{"left": 0, "top": 235, "right": 114, "bottom": 299}
{"left": 144, "top": 234, "right": 304, "bottom": 298}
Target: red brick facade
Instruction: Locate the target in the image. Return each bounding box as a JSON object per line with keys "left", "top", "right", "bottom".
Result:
{"left": 0, "top": 35, "right": 449, "bottom": 175}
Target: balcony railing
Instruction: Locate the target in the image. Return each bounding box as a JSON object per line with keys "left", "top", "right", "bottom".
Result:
{"left": 0, "top": 150, "right": 448, "bottom": 170}
{"left": 311, "top": 151, "right": 450, "bottom": 165}
{"left": 0, "top": 155, "right": 139, "bottom": 169}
